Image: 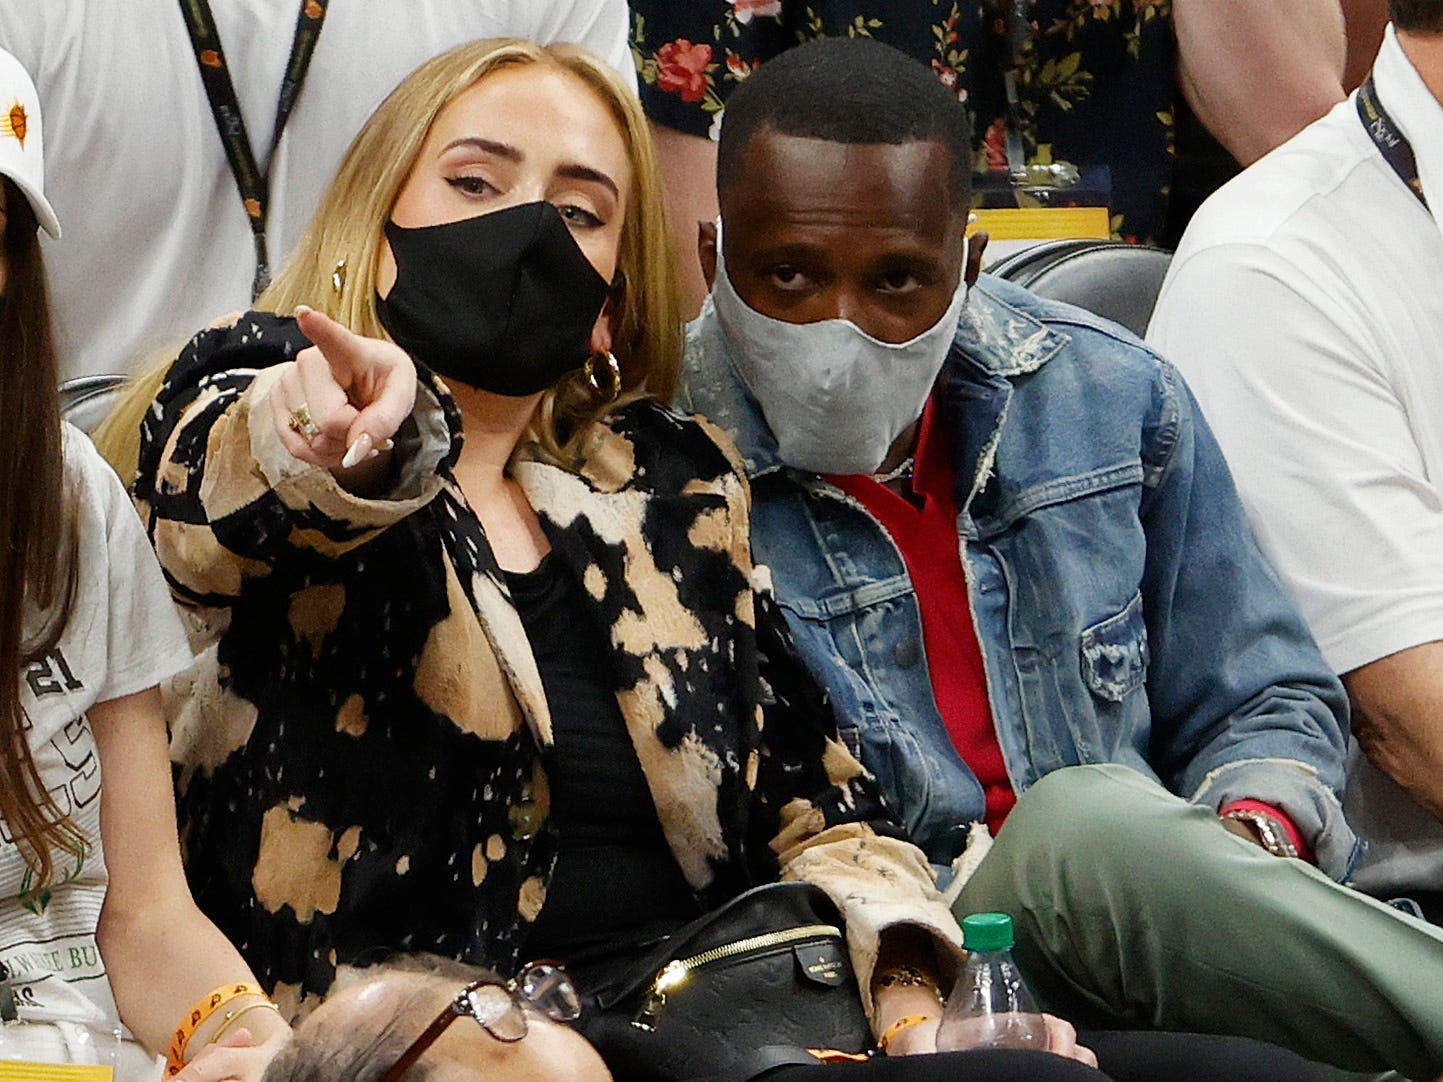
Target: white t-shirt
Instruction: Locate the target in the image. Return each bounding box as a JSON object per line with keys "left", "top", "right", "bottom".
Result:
{"left": 0, "top": 1, "right": 635, "bottom": 380}
{"left": 1147, "top": 26, "right": 1443, "bottom": 894}
{"left": 2, "top": 428, "right": 193, "bottom": 1077}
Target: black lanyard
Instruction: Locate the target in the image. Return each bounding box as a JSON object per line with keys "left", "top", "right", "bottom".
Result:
{"left": 178, "top": 0, "right": 330, "bottom": 298}
{"left": 1357, "top": 73, "right": 1429, "bottom": 211}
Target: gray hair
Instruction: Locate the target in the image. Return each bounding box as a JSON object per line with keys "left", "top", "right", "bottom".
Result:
{"left": 261, "top": 955, "right": 501, "bottom": 1082}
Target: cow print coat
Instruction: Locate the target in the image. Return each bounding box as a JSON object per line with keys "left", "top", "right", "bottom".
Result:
{"left": 134, "top": 311, "right": 962, "bottom": 1016}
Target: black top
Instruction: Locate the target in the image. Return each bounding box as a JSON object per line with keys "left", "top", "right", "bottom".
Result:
{"left": 507, "top": 554, "right": 699, "bottom": 974}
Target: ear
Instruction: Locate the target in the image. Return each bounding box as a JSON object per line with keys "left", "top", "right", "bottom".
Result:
{"left": 965, "top": 229, "right": 989, "bottom": 288}
{"left": 697, "top": 220, "right": 718, "bottom": 292}
{"left": 590, "top": 275, "right": 624, "bottom": 356}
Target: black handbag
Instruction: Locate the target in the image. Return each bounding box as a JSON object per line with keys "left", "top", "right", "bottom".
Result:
{"left": 580, "top": 882, "right": 875, "bottom": 1082}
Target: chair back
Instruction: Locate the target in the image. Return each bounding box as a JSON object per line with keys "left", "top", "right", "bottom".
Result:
{"left": 986, "top": 239, "right": 1173, "bottom": 338}
{"left": 59, "top": 374, "right": 129, "bottom": 434}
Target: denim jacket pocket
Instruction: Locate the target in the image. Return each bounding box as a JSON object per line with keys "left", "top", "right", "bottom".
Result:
{"left": 1080, "top": 592, "right": 1149, "bottom": 702}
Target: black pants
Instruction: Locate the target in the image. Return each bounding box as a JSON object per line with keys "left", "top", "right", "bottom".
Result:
{"left": 1081, "top": 1031, "right": 1331, "bottom": 1082}
{"left": 757, "top": 1031, "right": 1330, "bottom": 1082}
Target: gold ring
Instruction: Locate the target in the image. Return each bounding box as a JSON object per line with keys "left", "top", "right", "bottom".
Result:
{"left": 288, "top": 403, "right": 321, "bottom": 442}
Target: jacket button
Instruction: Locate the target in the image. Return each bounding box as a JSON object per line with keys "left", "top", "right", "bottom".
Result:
{"left": 894, "top": 638, "right": 921, "bottom": 668}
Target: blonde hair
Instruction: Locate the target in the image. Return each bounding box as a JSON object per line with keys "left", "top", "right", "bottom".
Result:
{"left": 98, "top": 38, "right": 681, "bottom": 477}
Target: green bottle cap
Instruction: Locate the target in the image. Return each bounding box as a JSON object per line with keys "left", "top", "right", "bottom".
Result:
{"left": 962, "top": 912, "right": 1015, "bottom": 952}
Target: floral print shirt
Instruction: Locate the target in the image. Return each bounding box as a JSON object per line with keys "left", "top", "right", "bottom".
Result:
{"left": 630, "top": 0, "right": 1175, "bottom": 243}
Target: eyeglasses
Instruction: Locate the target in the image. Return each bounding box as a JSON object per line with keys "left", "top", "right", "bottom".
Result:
{"left": 378, "top": 962, "right": 580, "bottom": 1082}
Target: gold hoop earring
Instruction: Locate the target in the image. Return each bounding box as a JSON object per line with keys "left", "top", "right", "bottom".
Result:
{"left": 584, "top": 352, "right": 622, "bottom": 403}
{"left": 331, "top": 258, "right": 347, "bottom": 295}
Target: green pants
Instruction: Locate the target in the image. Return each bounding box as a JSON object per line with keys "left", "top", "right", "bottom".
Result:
{"left": 954, "top": 764, "right": 1443, "bottom": 1079}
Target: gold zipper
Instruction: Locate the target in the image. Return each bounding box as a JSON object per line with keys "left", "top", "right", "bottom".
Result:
{"left": 630, "top": 924, "right": 842, "bottom": 1030}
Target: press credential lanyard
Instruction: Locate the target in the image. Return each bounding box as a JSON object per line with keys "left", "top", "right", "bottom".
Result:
{"left": 1357, "top": 74, "right": 1429, "bottom": 211}
{"left": 178, "top": 0, "right": 330, "bottom": 298}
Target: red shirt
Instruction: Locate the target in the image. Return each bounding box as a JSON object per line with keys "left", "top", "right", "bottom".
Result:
{"left": 831, "top": 396, "right": 1017, "bottom": 833}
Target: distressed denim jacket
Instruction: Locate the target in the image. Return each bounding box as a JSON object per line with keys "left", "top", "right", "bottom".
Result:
{"left": 680, "top": 275, "right": 1359, "bottom": 880}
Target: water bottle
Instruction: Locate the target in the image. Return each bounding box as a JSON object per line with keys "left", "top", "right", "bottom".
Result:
{"left": 936, "top": 912, "right": 1048, "bottom": 1052}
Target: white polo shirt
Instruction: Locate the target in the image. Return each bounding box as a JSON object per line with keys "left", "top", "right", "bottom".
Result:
{"left": 0, "top": 1, "right": 635, "bottom": 380}
{"left": 1147, "top": 26, "right": 1443, "bottom": 894}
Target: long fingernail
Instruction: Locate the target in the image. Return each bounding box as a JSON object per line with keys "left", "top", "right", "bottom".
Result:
{"left": 295, "top": 304, "right": 313, "bottom": 317}
{"left": 341, "top": 433, "right": 372, "bottom": 469}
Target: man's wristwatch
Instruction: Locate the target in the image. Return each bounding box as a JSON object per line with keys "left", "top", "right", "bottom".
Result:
{"left": 1220, "top": 808, "right": 1299, "bottom": 859}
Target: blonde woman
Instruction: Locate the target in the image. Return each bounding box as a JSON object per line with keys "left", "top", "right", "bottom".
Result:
{"left": 128, "top": 39, "right": 1110, "bottom": 1081}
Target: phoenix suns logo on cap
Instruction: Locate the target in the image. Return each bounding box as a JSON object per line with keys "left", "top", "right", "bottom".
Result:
{"left": 0, "top": 100, "right": 26, "bottom": 147}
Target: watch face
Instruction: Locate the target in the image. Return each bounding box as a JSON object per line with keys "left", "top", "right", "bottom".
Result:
{"left": 1227, "top": 810, "right": 1297, "bottom": 859}
{"left": 1258, "top": 821, "right": 1299, "bottom": 860}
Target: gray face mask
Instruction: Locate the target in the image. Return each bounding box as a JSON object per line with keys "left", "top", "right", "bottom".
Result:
{"left": 712, "top": 240, "right": 967, "bottom": 475}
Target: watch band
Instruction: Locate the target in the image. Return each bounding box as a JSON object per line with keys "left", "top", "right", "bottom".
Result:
{"left": 1221, "top": 808, "right": 1299, "bottom": 859}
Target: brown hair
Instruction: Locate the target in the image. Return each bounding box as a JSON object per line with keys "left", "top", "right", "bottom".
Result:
{"left": 1389, "top": 0, "right": 1443, "bottom": 32}
{"left": 0, "top": 177, "right": 84, "bottom": 887}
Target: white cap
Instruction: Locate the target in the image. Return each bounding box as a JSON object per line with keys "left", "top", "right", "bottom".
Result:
{"left": 0, "top": 48, "right": 58, "bottom": 238}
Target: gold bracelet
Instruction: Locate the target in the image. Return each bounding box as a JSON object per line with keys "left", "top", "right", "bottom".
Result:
{"left": 872, "top": 964, "right": 940, "bottom": 992}
{"left": 878, "top": 1014, "right": 932, "bottom": 1054}
{"left": 872, "top": 964, "right": 943, "bottom": 1012}
{"left": 209, "top": 1000, "right": 282, "bottom": 1045}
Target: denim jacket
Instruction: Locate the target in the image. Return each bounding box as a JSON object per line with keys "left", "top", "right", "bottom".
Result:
{"left": 680, "top": 275, "right": 1359, "bottom": 881}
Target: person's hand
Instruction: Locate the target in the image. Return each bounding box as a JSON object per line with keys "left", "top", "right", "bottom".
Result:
{"left": 172, "top": 1026, "right": 291, "bottom": 1082}
{"left": 270, "top": 305, "right": 417, "bottom": 473}
{"left": 1042, "top": 1014, "right": 1098, "bottom": 1067}
{"left": 888, "top": 1012, "right": 1096, "bottom": 1064}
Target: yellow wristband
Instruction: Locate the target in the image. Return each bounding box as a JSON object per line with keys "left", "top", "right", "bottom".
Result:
{"left": 166, "top": 982, "right": 268, "bottom": 1077}
{"left": 878, "top": 1014, "right": 932, "bottom": 1054}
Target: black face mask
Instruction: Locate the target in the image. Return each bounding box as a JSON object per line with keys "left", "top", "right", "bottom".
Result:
{"left": 376, "top": 201, "right": 612, "bottom": 396}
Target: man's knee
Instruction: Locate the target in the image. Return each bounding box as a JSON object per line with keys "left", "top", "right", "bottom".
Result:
{"left": 1010, "top": 763, "right": 1162, "bottom": 823}
{"left": 1000, "top": 764, "right": 1184, "bottom": 854}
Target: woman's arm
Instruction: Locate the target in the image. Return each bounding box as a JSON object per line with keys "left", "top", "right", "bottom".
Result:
{"left": 747, "top": 600, "right": 963, "bottom": 1001}
{"left": 91, "top": 686, "right": 289, "bottom": 1080}
{"left": 137, "top": 309, "right": 448, "bottom": 609}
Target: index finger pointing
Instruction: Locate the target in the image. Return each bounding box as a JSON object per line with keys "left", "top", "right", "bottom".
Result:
{"left": 294, "top": 305, "right": 371, "bottom": 384}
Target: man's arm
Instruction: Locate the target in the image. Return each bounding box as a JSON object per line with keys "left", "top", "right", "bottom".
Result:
{"left": 1131, "top": 364, "right": 1354, "bottom": 876}
{"left": 1150, "top": 237, "right": 1443, "bottom": 844}
{"left": 1346, "top": 644, "right": 1443, "bottom": 821}
{"left": 1174, "top": 0, "right": 1347, "bottom": 164}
